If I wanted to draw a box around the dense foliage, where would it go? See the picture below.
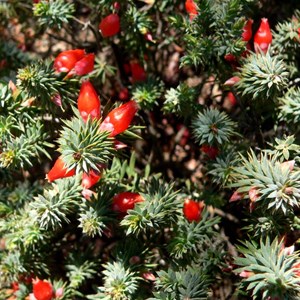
[1,0,300,299]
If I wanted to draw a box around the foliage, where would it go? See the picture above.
[1,0,300,299]
[235,238,300,299]
[192,108,237,145]
[236,51,289,100]
[58,114,115,173]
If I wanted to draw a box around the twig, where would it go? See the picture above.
[71,16,101,51]
[47,32,77,47]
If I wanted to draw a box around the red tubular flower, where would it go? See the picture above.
[99,14,120,37]
[50,93,62,107]
[249,187,260,202]
[227,92,237,106]
[114,140,127,150]
[229,190,244,202]
[118,87,129,101]
[112,192,144,214]
[72,53,95,76]
[46,156,75,182]
[99,100,138,137]
[130,62,147,83]
[185,0,198,20]
[113,2,121,11]
[54,50,94,77]
[224,53,237,63]
[242,19,253,42]
[239,270,254,278]
[33,279,53,300]
[144,32,154,42]
[254,18,272,54]
[11,281,19,292]
[82,170,101,189]
[142,272,156,281]
[77,81,101,122]
[183,199,205,222]
[201,144,219,159]
[224,76,240,86]
[53,49,85,73]
[55,288,64,298]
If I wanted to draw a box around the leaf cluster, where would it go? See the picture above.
[235,238,300,299]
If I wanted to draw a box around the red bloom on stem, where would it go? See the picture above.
[11,281,19,292]
[249,187,260,202]
[82,169,101,189]
[55,288,64,298]
[254,18,272,54]
[224,76,240,86]
[142,272,156,281]
[54,50,94,77]
[242,19,253,42]
[50,93,62,107]
[227,92,237,106]
[144,32,154,42]
[77,81,101,122]
[130,62,147,83]
[99,100,139,137]
[118,87,129,101]
[99,14,120,37]
[46,156,75,182]
[239,270,254,278]
[224,53,237,63]
[72,53,95,76]
[112,192,144,214]
[185,0,198,20]
[229,190,244,202]
[33,279,53,300]
[183,199,205,222]
[201,144,219,159]
[53,49,85,73]
[113,2,120,11]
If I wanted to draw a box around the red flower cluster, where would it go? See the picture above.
[223,18,272,108]
[53,49,94,77]
[224,18,272,65]
[46,57,139,191]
